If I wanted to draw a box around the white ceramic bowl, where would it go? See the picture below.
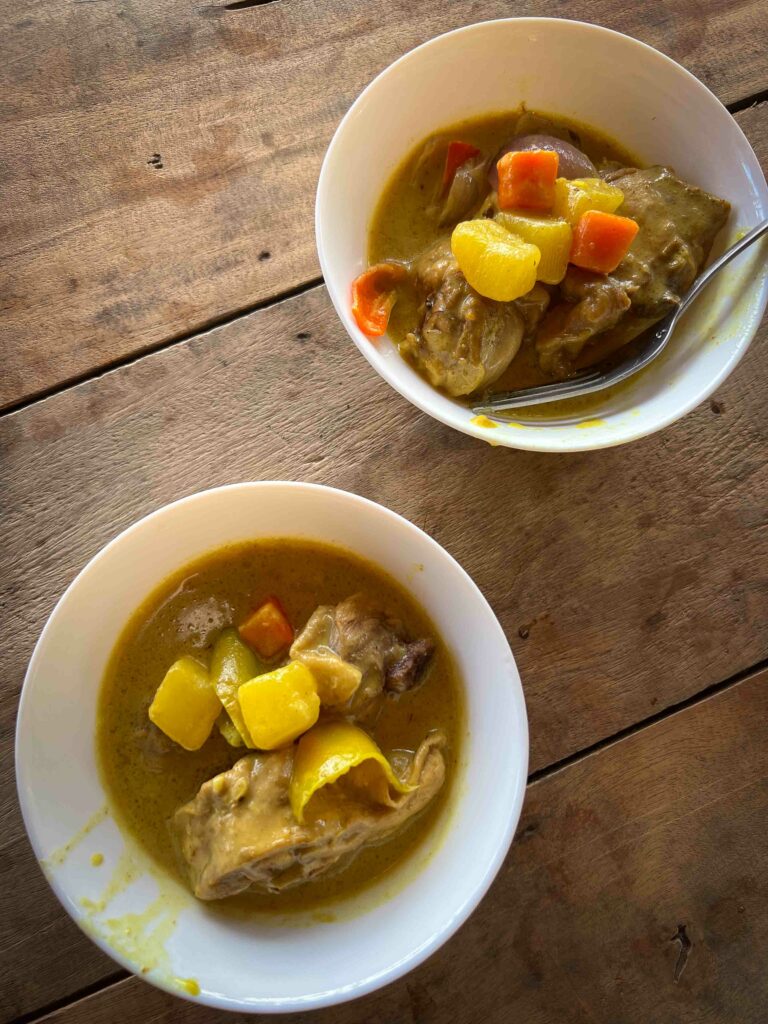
[316,18,768,452]
[16,482,527,1013]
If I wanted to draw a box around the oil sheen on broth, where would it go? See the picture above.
[98,539,462,913]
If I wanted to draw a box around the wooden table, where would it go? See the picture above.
[1,2,766,1022]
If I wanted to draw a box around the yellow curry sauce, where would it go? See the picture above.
[98,539,462,913]
[369,109,641,403]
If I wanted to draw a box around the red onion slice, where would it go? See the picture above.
[488,134,597,188]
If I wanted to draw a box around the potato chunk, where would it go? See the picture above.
[148,656,220,751]
[238,662,320,750]
[553,177,624,226]
[451,220,540,302]
[495,212,572,285]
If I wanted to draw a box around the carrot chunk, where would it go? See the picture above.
[351,263,408,337]
[569,210,640,274]
[239,596,294,659]
[497,150,559,212]
[442,140,481,192]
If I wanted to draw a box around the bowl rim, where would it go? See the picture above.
[15,480,529,1013]
[315,16,768,453]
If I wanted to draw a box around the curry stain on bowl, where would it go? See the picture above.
[44,804,109,868]
[470,415,499,429]
[43,804,199,998]
[699,227,766,353]
[470,413,504,445]
[79,846,143,915]
[81,855,200,1000]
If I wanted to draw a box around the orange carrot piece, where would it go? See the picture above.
[497,150,559,212]
[442,140,481,192]
[569,210,640,274]
[351,263,408,337]
[239,596,294,660]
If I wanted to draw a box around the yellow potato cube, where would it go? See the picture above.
[553,177,624,226]
[238,662,320,750]
[495,212,572,285]
[149,656,220,751]
[451,219,540,302]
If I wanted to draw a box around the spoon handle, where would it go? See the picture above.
[679,219,768,314]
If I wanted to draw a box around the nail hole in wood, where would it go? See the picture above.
[518,821,538,841]
[258,250,271,261]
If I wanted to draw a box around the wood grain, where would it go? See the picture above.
[1,112,767,1010]
[2,0,767,407]
[33,666,768,1024]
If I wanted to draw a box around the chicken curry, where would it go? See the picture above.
[98,539,462,912]
[358,109,730,400]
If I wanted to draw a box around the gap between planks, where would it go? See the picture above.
[527,653,768,785]
[9,974,129,1024]
[0,275,323,420]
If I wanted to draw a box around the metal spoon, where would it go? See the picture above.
[472,219,768,413]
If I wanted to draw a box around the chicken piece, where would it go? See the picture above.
[401,238,525,396]
[173,731,446,899]
[290,594,435,719]
[133,721,177,770]
[606,165,730,315]
[386,639,434,694]
[515,283,551,340]
[535,165,730,377]
[535,269,631,376]
[288,606,363,707]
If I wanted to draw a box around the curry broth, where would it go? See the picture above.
[369,109,642,399]
[98,539,462,913]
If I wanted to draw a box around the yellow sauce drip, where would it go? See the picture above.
[80,848,141,915]
[177,978,201,996]
[45,804,109,868]
[470,415,499,429]
[75,846,190,986]
[102,893,179,977]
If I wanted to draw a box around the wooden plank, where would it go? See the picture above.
[33,667,768,1024]
[1,169,767,1019]
[1,101,765,1022]
[2,0,767,408]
